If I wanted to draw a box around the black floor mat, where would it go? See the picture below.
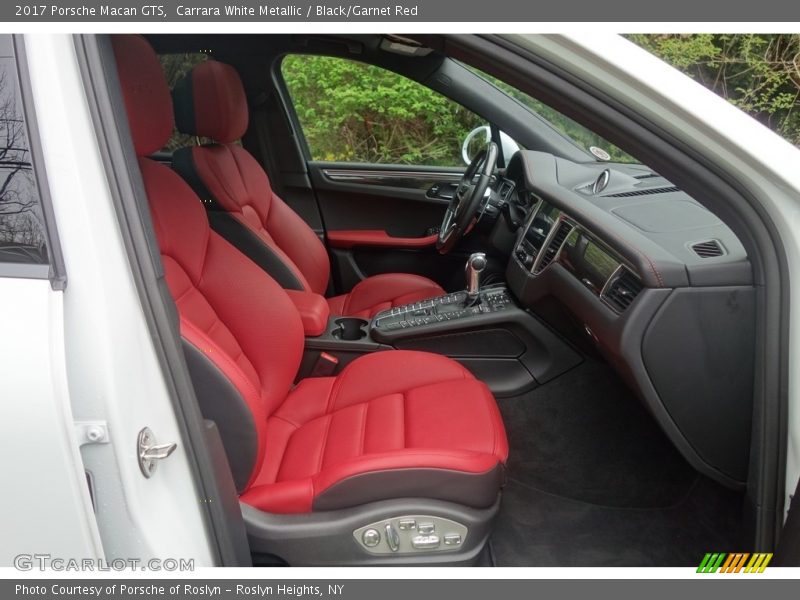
[491,476,743,566]
[491,358,744,566]
[497,360,697,508]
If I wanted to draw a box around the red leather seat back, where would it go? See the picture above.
[113,35,305,491]
[172,60,331,295]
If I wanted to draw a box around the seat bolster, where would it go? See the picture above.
[329,273,445,318]
[240,479,315,514]
[325,294,348,317]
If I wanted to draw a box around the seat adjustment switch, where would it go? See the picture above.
[361,528,381,547]
[385,524,400,552]
[412,535,441,550]
[353,515,467,555]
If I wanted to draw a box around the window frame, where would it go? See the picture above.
[0,35,66,288]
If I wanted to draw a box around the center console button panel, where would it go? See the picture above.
[373,288,513,333]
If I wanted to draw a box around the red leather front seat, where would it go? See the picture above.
[113,35,507,517]
[169,59,445,320]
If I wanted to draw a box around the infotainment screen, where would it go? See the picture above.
[584,241,619,282]
[521,202,560,255]
[560,231,622,295]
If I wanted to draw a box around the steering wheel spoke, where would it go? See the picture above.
[436,142,499,254]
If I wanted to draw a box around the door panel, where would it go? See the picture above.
[277,53,492,294]
[308,161,470,292]
[310,161,461,235]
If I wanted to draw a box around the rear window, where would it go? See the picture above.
[158,52,208,152]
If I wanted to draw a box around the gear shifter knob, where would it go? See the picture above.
[465,252,487,299]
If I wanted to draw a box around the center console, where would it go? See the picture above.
[370,287,513,337]
[298,253,582,397]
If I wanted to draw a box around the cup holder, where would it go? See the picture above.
[332,317,369,341]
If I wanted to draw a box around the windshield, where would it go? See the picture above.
[465,65,640,164]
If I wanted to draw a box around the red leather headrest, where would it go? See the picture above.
[173,61,248,143]
[111,35,173,157]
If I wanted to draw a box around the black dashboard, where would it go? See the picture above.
[496,151,756,489]
[513,197,642,314]
[501,150,751,290]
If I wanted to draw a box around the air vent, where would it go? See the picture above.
[691,239,725,258]
[534,221,573,273]
[634,172,661,179]
[603,268,643,313]
[499,180,515,202]
[605,186,680,198]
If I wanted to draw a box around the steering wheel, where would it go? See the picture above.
[437,142,499,254]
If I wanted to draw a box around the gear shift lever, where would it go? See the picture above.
[465,252,487,302]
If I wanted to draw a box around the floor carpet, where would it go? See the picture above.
[490,359,744,566]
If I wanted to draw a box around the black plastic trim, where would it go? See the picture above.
[171,69,197,136]
[183,340,258,494]
[313,464,505,512]
[208,211,307,291]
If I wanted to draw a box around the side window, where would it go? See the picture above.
[0,35,48,265]
[281,54,484,167]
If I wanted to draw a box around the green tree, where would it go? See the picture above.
[282,55,483,166]
[629,34,800,144]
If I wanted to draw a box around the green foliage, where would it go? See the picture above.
[628,34,800,144]
[161,38,800,168]
[283,54,639,165]
[282,55,483,166]
[466,67,638,163]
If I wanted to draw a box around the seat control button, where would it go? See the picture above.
[362,528,381,547]
[385,524,400,552]
[398,519,416,531]
[354,515,466,554]
[412,535,440,550]
[418,522,435,535]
